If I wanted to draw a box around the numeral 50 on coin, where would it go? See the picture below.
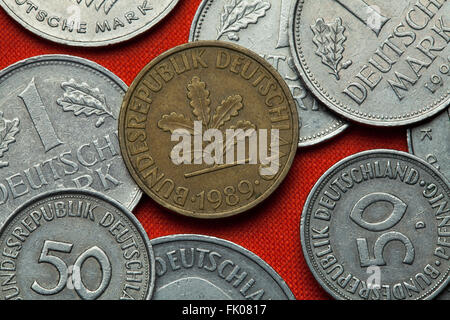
[31,240,111,300]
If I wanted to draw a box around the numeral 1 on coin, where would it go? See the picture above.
[276,0,290,48]
[335,0,389,36]
[19,78,63,152]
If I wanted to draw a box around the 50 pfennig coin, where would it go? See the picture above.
[301,150,450,300]
[290,0,449,126]
[119,41,299,219]
[0,189,155,300]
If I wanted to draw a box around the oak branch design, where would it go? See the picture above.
[158,76,256,166]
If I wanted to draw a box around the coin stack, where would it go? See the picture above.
[0,0,447,301]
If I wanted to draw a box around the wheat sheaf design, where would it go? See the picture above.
[311,17,352,80]
[158,76,256,176]
[73,0,119,15]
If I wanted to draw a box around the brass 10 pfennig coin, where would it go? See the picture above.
[119,41,299,219]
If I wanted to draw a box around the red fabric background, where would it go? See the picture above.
[0,0,408,300]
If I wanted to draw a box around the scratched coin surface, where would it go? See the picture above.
[290,0,450,126]
[151,234,295,300]
[0,0,180,47]
[119,41,299,219]
[189,0,348,147]
[0,55,142,226]
[301,150,450,300]
[0,189,154,300]
[407,107,449,181]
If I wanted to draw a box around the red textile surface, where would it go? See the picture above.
[0,0,408,300]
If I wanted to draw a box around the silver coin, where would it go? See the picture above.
[301,149,450,300]
[0,55,142,226]
[407,107,450,300]
[290,0,450,127]
[190,0,348,147]
[0,189,155,300]
[151,234,295,300]
[0,0,180,47]
[407,107,449,181]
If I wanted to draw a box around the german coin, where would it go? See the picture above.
[0,55,142,226]
[189,0,348,147]
[0,189,155,300]
[119,41,299,219]
[407,107,449,181]
[151,234,295,300]
[408,107,450,301]
[290,0,450,126]
[0,0,180,47]
[301,150,450,300]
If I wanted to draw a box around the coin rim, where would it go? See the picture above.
[188,0,350,148]
[0,188,155,300]
[0,0,180,47]
[0,54,143,211]
[406,128,415,155]
[406,108,450,186]
[289,0,450,127]
[119,41,299,219]
[300,149,450,300]
[151,234,296,300]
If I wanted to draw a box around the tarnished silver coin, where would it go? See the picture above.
[301,150,450,300]
[0,55,142,225]
[407,107,449,181]
[0,189,155,300]
[0,0,180,47]
[151,234,295,300]
[290,0,450,127]
[190,0,348,147]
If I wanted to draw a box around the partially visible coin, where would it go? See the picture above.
[0,55,142,225]
[301,150,450,300]
[290,0,449,126]
[0,0,180,46]
[407,107,449,181]
[0,189,154,300]
[408,107,450,300]
[151,234,295,300]
[119,41,299,219]
[189,0,348,147]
